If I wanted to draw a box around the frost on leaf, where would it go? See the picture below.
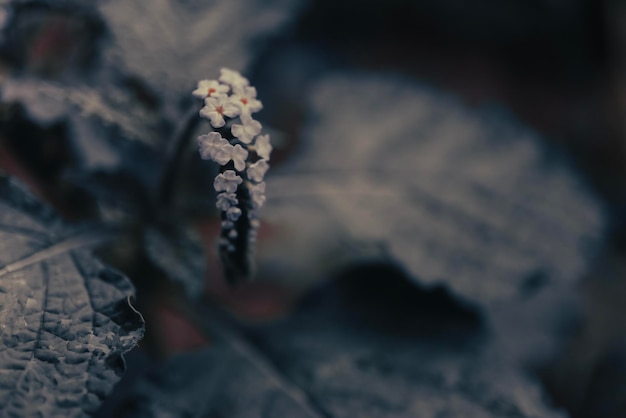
[0,177,144,417]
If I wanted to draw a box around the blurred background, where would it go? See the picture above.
[0,0,625,417]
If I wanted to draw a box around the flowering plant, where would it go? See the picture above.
[194,68,272,283]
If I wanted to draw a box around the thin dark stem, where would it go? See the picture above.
[157,105,202,208]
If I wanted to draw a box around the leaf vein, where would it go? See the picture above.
[0,231,113,278]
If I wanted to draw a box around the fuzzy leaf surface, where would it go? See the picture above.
[0,177,144,417]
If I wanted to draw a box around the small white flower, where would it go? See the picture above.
[226,207,242,221]
[228,229,238,239]
[247,160,269,182]
[254,134,272,161]
[192,79,229,99]
[248,181,266,209]
[216,192,238,211]
[222,221,234,229]
[214,170,243,193]
[219,68,249,90]
[200,95,240,128]
[197,132,230,160]
[231,86,263,114]
[213,143,249,171]
[232,114,262,144]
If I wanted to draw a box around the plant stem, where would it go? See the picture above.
[157,106,201,209]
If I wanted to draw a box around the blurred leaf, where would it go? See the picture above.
[115,269,567,418]
[263,73,606,308]
[118,345,324,418]
[0,176,144,417]
[98,0,305,101]
[582,337,626,418]
[3,1,106,76]
[143,225,206,299]
[1,78,165,168]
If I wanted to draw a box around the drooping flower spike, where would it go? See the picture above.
[195,68,271,283]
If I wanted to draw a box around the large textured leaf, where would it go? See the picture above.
[0,177,144,417]
[262,73,605,307]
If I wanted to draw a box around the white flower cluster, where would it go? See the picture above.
[194,68,272,253]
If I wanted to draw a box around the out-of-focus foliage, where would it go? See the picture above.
[263,73,605,307]
[116,267,568,418]
[98,0,304,101]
